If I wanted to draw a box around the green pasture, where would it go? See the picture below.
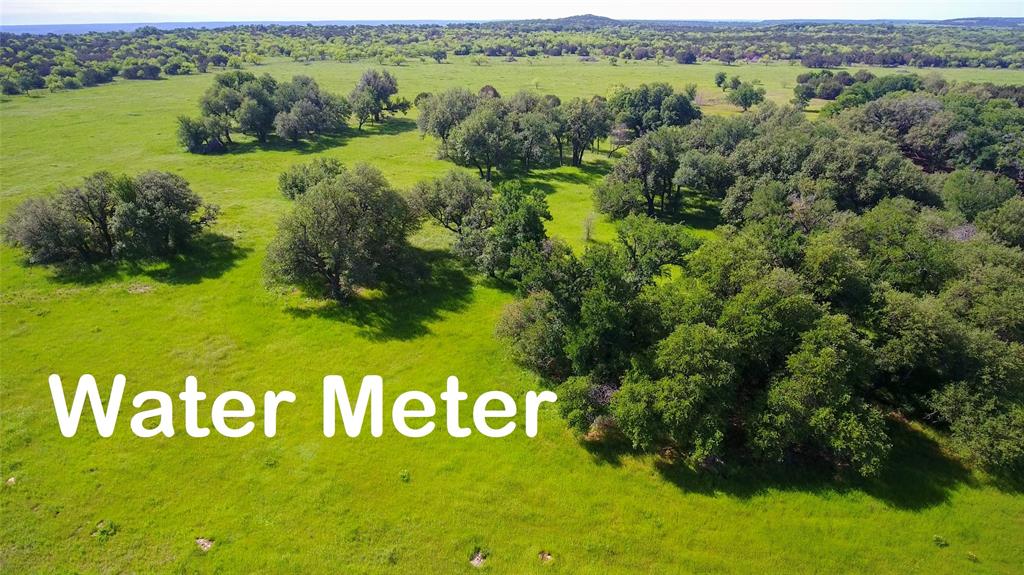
[2,57,1023,573]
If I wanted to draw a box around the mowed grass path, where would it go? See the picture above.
[2,58,1023,574]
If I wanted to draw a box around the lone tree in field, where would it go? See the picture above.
[349,69,410,128]
[264,163,419,300]
[3,171,218,266]
[726,80,767,111]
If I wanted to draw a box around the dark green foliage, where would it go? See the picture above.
[941,169,1018,221]
[608,83,701,139]
[3,171,217,266]
[725,80,766,111]
[416,87,478,149]
[495,290,572,381]
[556,376,607,433]
[836,198,958,294]
[754,314,889,476]
[673,149,733,198]
[448,100,516,180]
[603,126,687,217]
[561,84,1024,475]
[616,214,699,288]
[176,116,226,154]
[613,323,738,456]
[264,164,418,300]
[563,96,613,167]
[799,232,872,313]
[349,68,409,126]
[181,72,348,152]
[844,91,1024,184]
[410,169,493,235]
[278,157,345,199]
[976,196,1024,247]
[594,179,645,219]
[822,74,924,115]
[477,182,551,277]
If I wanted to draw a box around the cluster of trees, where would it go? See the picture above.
[5,19,1022,95]
[176,69,408,153]
[410,170,554,277]
[792,69,875,103]
[417,87,615,178]
[494,95,1024,476]
[607,83,702,143]
[842,90,1024,186]
[3,171,218,266]
[594,97,1020,229]
[266,159,557,299]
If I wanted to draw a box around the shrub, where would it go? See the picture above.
[3,171,217,266]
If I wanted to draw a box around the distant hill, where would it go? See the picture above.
[936,17,1024,28]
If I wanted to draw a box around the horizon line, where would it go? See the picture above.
[3,15,1021,28]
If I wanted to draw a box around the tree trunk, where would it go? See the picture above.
[327,274,344,301]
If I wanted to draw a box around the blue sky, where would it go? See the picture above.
[2,0,1021,25]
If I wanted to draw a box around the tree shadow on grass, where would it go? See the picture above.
[219,119,418,156]
[284,248,474,341]
[48,233,250,286]
[144,233,252,285]
[581,418,980,511]
[657,190,723,232]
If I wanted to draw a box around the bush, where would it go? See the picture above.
[278,157,345,199]
[496,291,571,381]
[3,171,217,266]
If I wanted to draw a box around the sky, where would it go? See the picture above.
[1,0,1022,25]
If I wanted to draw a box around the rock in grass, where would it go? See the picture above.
[469,549,486,567]
[196,538,213,552]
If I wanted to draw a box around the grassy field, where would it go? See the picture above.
[2,57,1024,574]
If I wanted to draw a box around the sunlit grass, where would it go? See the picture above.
[2,57,1023,573]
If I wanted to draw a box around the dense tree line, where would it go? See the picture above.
[417,82,703,179]
[4,19,1022,95]
[490,96,1024,476]
[3,171,218,266]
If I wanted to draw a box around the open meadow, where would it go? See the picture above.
[2,56,1024,573]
